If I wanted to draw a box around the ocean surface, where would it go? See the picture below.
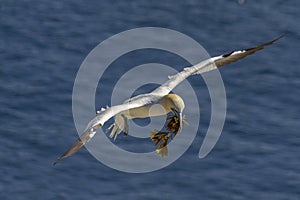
[1,0,300,199]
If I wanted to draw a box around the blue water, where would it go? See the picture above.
[1,0,300,199]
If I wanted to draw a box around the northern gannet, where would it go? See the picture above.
[54,35,284,165]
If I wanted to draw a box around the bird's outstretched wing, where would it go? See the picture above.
[53,94,160,165]
[152,35,284,96]
[54,35,284,165]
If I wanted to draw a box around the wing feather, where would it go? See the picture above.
[152,35,284,96]
[54,93,160,165]
[54,35,284,165]
[214,34,285,67]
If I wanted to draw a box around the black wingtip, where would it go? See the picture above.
[53,158,61,166]
[53,155,65,166]
[52,135,88,166]
[272,34,286,43]
[263,33,286,49]
[215,34,285,68]
[244,34,285,52]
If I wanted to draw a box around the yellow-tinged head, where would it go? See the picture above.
[160,94,185,113]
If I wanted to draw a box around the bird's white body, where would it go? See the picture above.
[123,104,168,119]
[107,93,184,140]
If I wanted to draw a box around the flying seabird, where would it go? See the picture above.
[54,35,284,165]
